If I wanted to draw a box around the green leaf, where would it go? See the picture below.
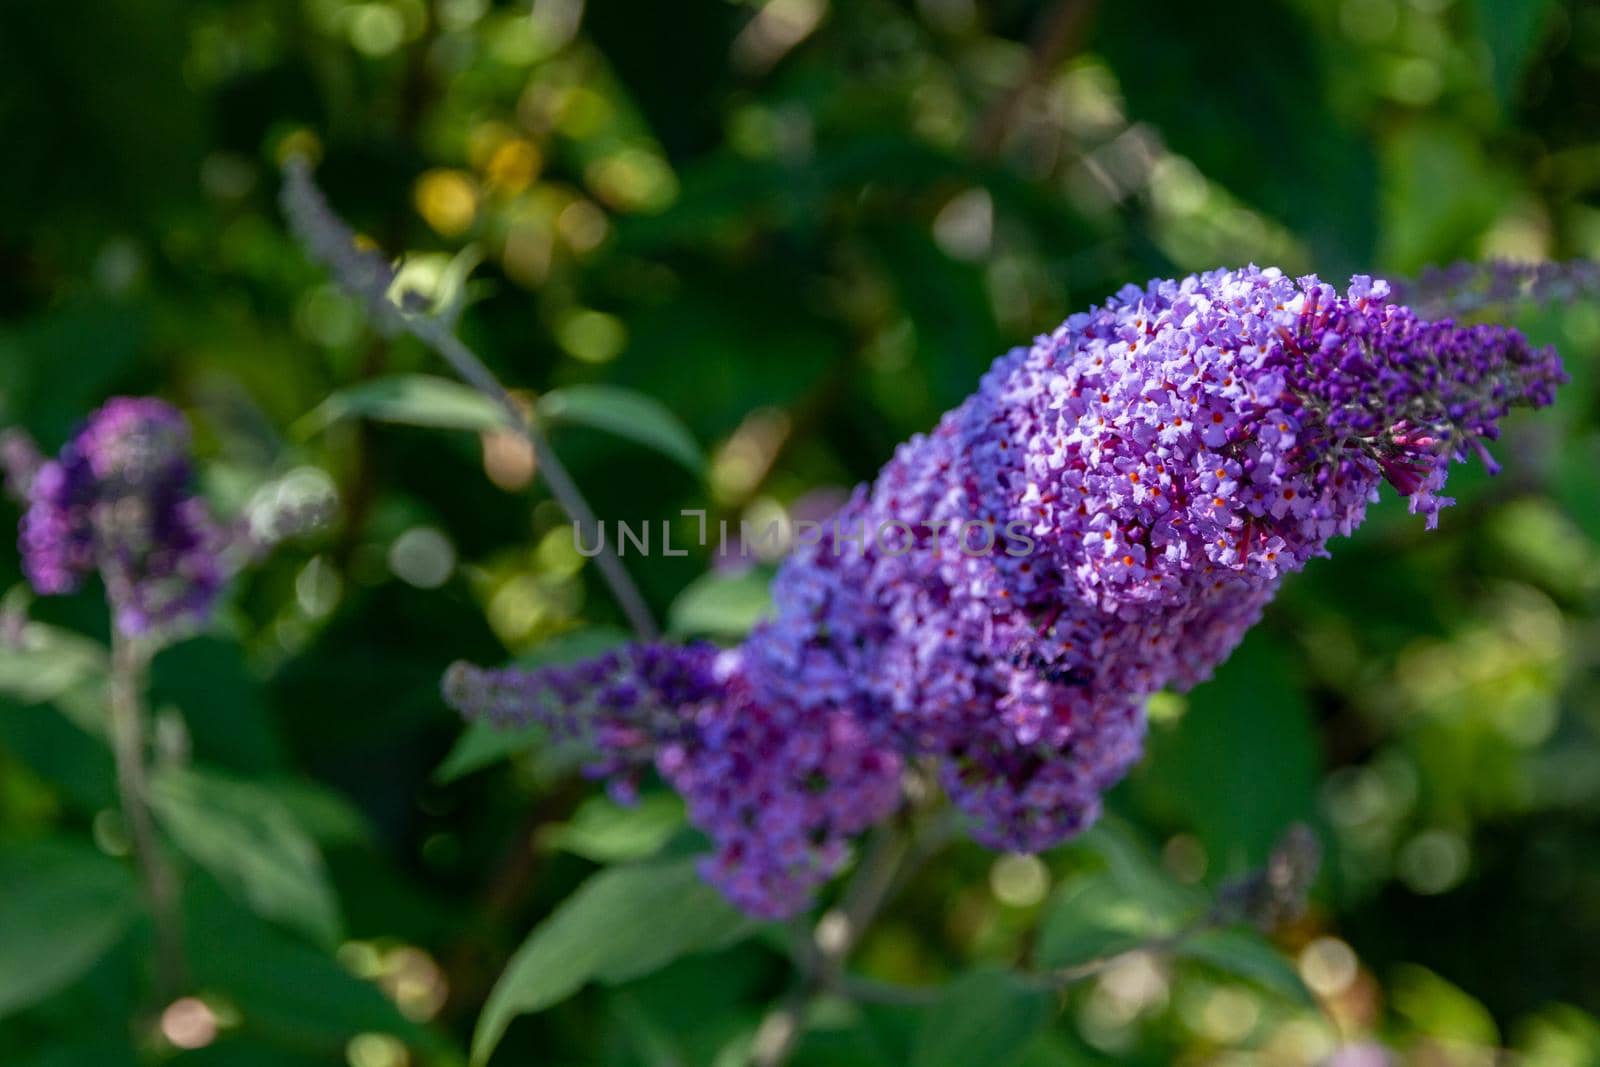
[0,703,116,812]
[1178,929,1314,1007]
[866,223,1000,411]
[543,792,685,863]
[911,968,1050,1067]
[1555,432,1600,545]
[264,779,374,849]
[1095,0,1377,270]
[0,623,105,707]
[1473,0,1555,110]
[0,838,139,1018]
[434,720,545,786]
[1149,636,1320,873]
[1072,818,1201,919]
[1038,820,1207,972]
[1034,873,1168,972]
[149,766,342,948]
[668,569,774,638]
[1392,964,1500,1047]
[788,999,898,1067]
[300,374,504,436]
[472,856,750,1065]
[184,880,429,1052]
[150,637,286,775]
[538,384,706,476]
[434,627,630,783]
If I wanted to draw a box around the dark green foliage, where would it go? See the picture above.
[2,0,1599,1063]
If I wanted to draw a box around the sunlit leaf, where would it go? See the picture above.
[1178,928,1314,1007]
[0,838,138,1018]
[544,792,685,863]
[1034,873,1169,972]
[538,384,706,476]
[472,857,750,1065]
[299,374,504,436]
[1392,964,1500,1048]
[150,766,342,948]
[0,623,105,707]
[668,569,774,639]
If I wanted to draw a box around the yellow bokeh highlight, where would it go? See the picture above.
[486,138,542,194]
[585,149,678,214]
[555,308,626,364]
[413,169,479,237]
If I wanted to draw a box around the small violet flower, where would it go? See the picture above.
[3,397,328,640]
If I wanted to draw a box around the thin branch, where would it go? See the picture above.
[836,823,1322,1008]
[404,316,659,639]
[970,0,1100,159]
[835,907,1219,1008]
[751,824,911,1067]
[280,158,659,640]
[108,632,186,1002]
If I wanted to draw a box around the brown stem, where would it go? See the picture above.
[108,633,186,1002]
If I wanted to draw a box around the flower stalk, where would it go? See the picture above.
[751,822,912,1067]
[107,631,185,1001]
[280,159,659,641]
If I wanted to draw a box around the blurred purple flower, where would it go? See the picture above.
[4,398,225,638]
[1390,257,1600,320]
[447,266,1565,917]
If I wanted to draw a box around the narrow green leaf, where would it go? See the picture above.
[1073,817,1201,918]
[538,384,705,476]
[1034,873,1167,972]
[0,623,106,707]
[0,838,139,1018]
[1039,820,1207,971]
[1473,0,1554,110]
[300,374,504,436]
[668,569,774,639]
[472,857,749,1065]
[434,720,545,785]
[1178,929,1315,1007]
[543,792,685,863]
[911,968,1050,1067]
[150,766,342,948]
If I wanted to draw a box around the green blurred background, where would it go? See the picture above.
[3,0,1600,1064]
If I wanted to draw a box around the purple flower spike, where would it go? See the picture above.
[6,398,227,638]
[446,266,1565,917]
